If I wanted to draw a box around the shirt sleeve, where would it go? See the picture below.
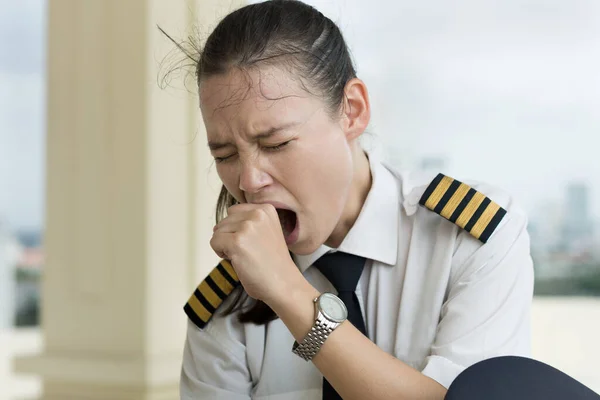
[421,205,534,389]
[180,306,252,399]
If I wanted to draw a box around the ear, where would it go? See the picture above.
[340,78,371,142]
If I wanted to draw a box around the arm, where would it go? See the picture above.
[180,306,252,400]
[421,209,534,387]
[271,282,447,400]
[269,210,533,400]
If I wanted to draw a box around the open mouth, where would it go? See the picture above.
[276,208,299,245]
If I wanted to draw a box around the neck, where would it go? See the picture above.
[325,145,372,248]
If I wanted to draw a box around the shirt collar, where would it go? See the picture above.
[294,153,400,273]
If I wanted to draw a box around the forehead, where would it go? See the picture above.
[199,66,314,131]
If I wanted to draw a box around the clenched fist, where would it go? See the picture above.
[211,203,304,306]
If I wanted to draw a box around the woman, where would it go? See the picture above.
[175,1,534,399]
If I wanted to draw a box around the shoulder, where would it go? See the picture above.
[184,259,247,331]
[393,169,532,283]
[389,166,528,245]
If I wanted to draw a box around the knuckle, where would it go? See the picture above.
[251,208,265,221]
[240,220,253,232]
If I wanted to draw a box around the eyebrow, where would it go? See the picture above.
[208,122,299,151]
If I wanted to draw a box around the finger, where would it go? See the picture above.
[213,211,253,232]
[228,202,276,215]
[210,231,236,260]
[214,204,277,231]
[213,219,249,234]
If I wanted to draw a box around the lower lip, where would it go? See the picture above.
[284,216,300,245]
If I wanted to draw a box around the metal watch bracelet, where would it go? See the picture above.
[291,317,339,361]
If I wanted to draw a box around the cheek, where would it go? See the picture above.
[315,145,354,212]
[311,134,353,186]
[287,135,353,209]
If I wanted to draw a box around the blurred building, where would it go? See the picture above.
[0,220,22,330]
[529,201,563,253]
[14,235,43,328]
[559,182,594,253]
[593,219,600,259]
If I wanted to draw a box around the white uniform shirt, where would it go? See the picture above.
[180,155,534,400]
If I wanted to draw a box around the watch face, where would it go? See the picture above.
[318,293,348,323]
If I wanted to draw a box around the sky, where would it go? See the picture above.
[300,0,600,222]
[1,0,599,231]
[0,0,46,231]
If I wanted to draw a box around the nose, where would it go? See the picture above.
[238,155,273,194]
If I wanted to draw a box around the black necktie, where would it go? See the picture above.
[313,252,367,400]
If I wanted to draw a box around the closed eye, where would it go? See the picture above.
[263,140,291,152]
[214,140,292,163]
[214,153,237,163]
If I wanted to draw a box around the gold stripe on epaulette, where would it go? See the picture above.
[418,173,507,243]
[184,259,240,329]
[220,259,238,280]
[187,293,212,324]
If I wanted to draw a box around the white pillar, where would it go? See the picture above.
[0,329,11,400]
[15,1,244,399]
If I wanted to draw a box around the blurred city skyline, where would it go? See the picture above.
[1,0,600,231]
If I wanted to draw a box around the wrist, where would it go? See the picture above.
[292,292,348,361]
[265,260,317,309]
[266,270,321,342]
[268,274,320,315]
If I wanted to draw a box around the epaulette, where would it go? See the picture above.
[418,173,507,243]
[184,259,240,330]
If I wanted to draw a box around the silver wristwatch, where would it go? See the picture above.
[292,292,348,361]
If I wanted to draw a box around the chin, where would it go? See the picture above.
[288,233,326,255]
[288,242,315,256]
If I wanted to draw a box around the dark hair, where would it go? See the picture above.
[161,0,357,325]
